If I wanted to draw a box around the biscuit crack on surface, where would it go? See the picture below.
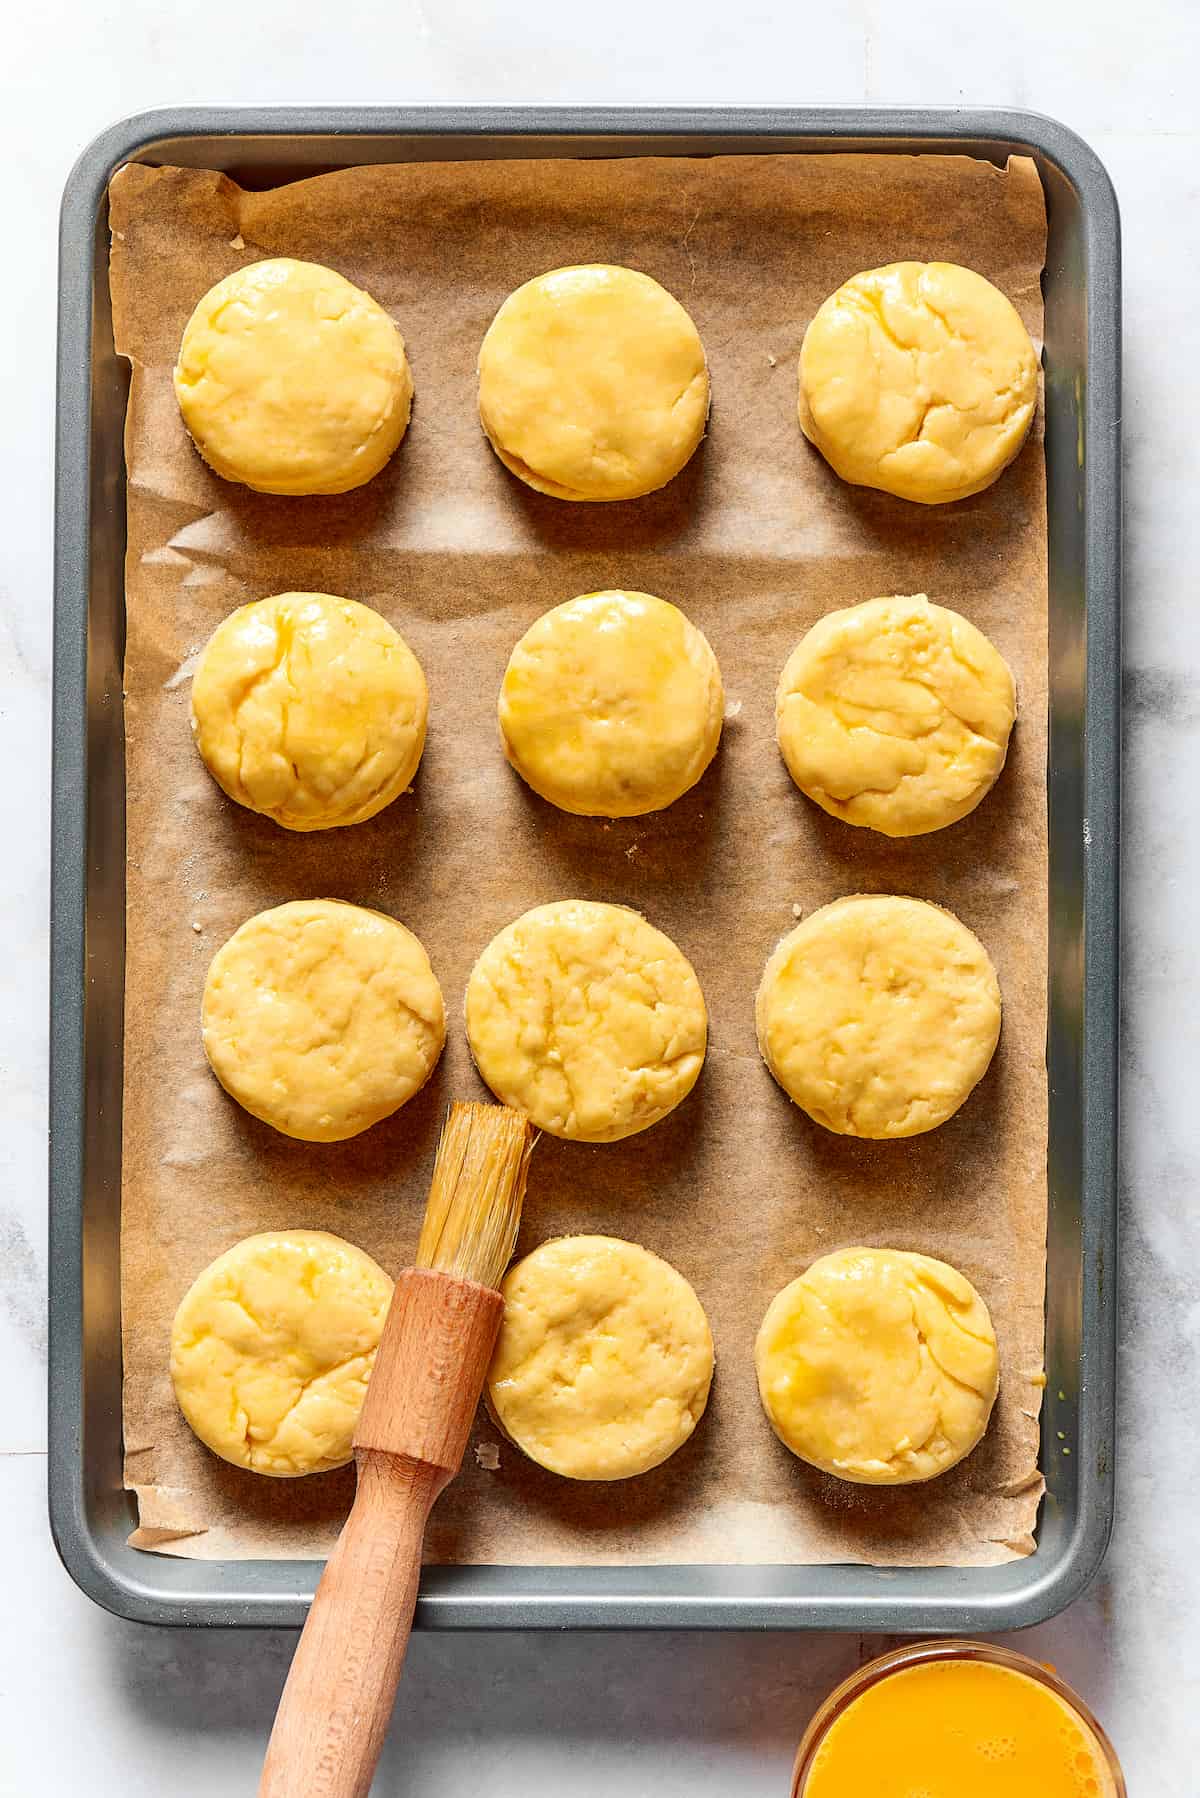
[861,292,920,360]
[895,397,940,451]
[236,1354,367,1470]
[918,292,969,347]
[919,1323,992,1405]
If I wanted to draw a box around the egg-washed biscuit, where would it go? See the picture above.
[477,264,709,501]
[775,594,1016,836]
[174,258,412,495]
[191,592,427,832]
[202,899,445,1142]
[756,895,1001,1139]
[488,1235,714,1480]
[465,900,707,1142]
[755,1246,999,1484]
[798,261,1038,505]
[499,590,723,817]
[170,1230,393,1477]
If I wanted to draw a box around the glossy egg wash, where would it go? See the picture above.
[802,1658,1116,1798]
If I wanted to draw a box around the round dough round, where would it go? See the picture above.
[174,258,412,496]
[488,1235,714,1480]
[499,590,724,817]
[755,1246,999,1484]
[755,895,1001,1139]
[465,900,706,1142]
[170,1230,394,1477]
[775,594,1016,836]
[202,899,445,1142]
[191,592,428,831]
[477,264,709,501]
[798,261,1038,505]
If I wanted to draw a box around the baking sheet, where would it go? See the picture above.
[109,149,1048,1566]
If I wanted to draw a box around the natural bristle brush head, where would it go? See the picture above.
[415,1102,535,1290]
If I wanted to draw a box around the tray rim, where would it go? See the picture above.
[50,103,1121,1631]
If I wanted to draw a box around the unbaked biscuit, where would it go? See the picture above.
[499,589,723,816]
[798,261,1038,504]
[756,895,1001,1138]
[477,264,709,501]
[755,1246,999,1484]
[465,900,706,1142]
[775,594,1016,836]
[191,592,427,831]
[202,899,445,1142]
[174,258,412,495]
[170,1230,393,1477]
[488,1235,714,1480]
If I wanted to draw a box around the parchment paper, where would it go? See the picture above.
[109,150,1048,1565]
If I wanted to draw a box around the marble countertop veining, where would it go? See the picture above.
[3,2,1199,1789]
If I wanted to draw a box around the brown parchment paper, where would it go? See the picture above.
[109,150,1048,1566]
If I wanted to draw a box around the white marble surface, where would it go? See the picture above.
[2,2,1198,1789]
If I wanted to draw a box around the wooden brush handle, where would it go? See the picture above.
[259,1450,440,1798]
[259,1269,502,1798]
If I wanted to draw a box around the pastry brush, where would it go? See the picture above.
[259,1101,535,1798]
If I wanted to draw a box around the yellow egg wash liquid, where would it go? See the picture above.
[803,1659,1117,1798]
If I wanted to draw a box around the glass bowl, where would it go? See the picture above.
[791,1638,1126,1797]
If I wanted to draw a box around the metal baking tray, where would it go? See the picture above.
[50,106,1121,1630]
